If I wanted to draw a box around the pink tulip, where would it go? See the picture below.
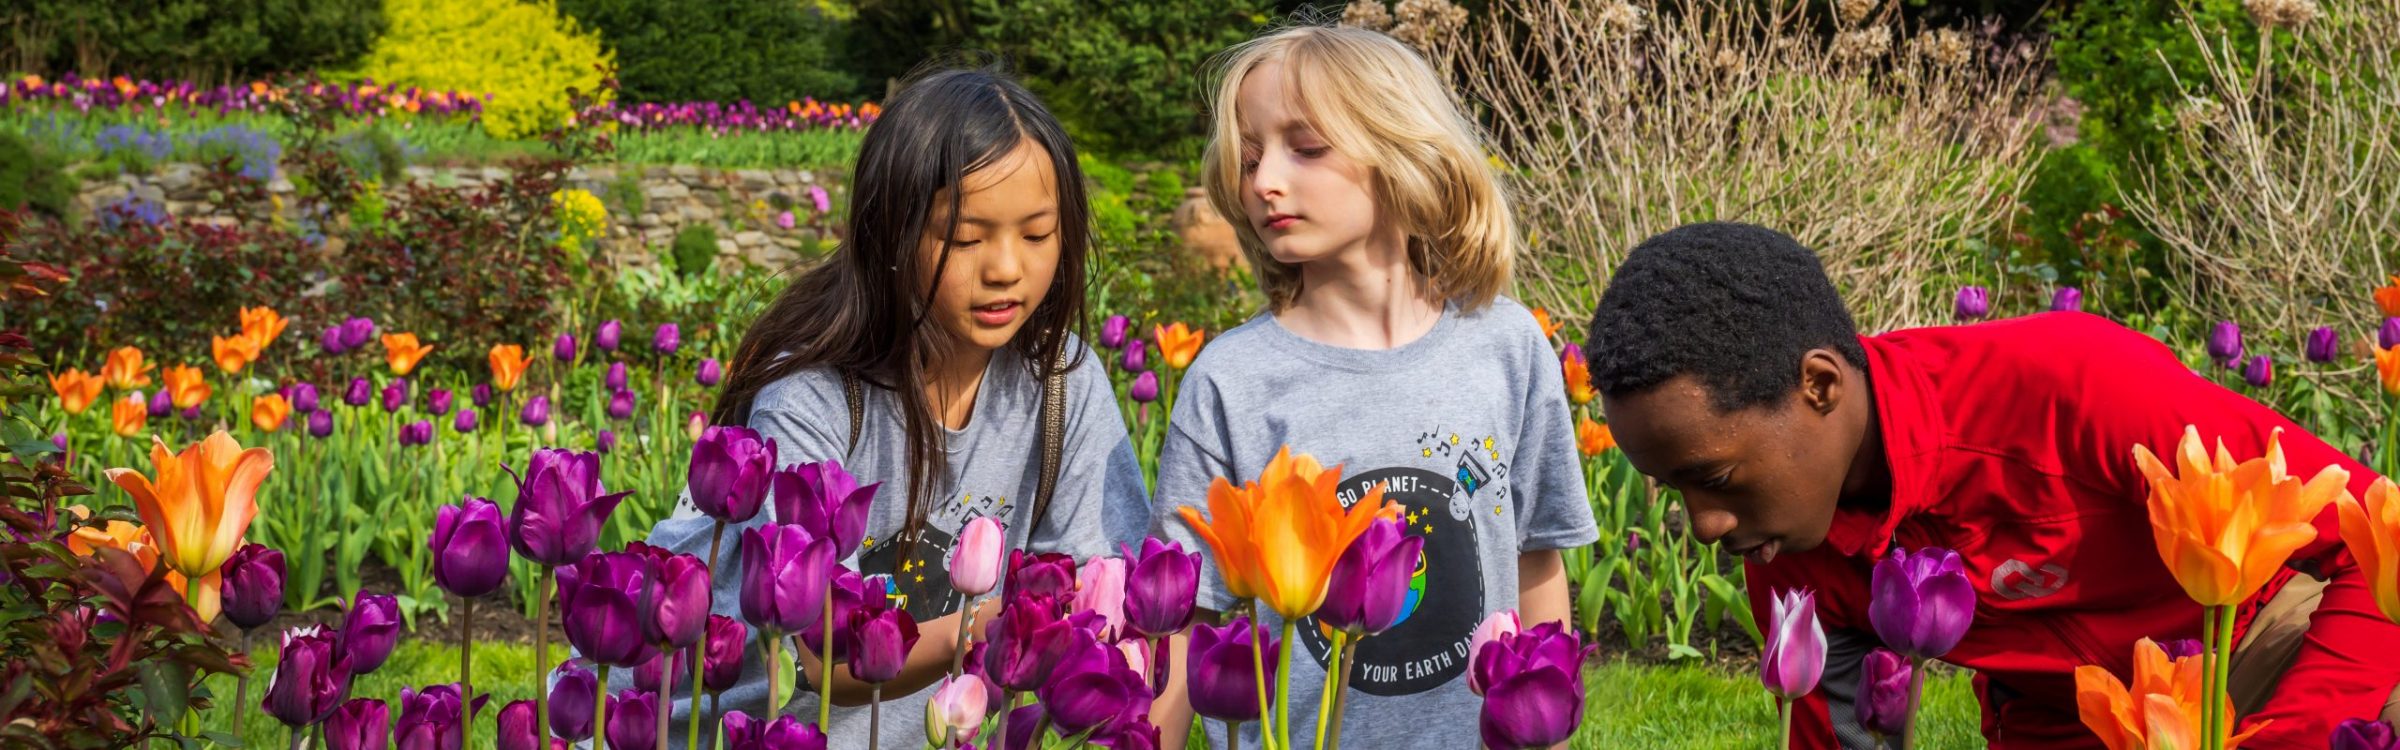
[1467,610,1522,695]
[951,516,1004,597]
[925,675,988,743]
[1761,588,1827,699]
[1075,557,1127,640]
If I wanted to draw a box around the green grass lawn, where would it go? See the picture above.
[201,641,1981,748]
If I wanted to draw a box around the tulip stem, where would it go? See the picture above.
[233,628,252,734]
[1778,697,1794,750]
[997,691,1016,749]
[767,630,784,720]
[2201,605,2220,749]
[1325,638,1358,750]
[1249,614,1274,750]
[820,587,835,732]
[1900,656,1923,749]
[1314,631,1345,750]
[2212,604,2237,750]
[1225,720,1241,750]
[691,522,724,750]
[595,665,613,750]
[868,683,882,750]
[290,725,305,750]
[1275,621,1295,750]
[659,656,673,750]
[535,566,553,745]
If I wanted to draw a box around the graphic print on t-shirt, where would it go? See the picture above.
[855,491,1015,622]
[1296,430,1500,696]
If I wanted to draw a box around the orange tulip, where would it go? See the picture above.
[489,343,531,392]
[2131,426,2350,607]
[1178,446,1401,619]
[1577,417,1615,457]
[239,306,290,351]
[252,394,291,433]
[2075,637,2264,750]
[211,333,259,374]
[163,364,211,410]
[100,346,155,390]
[383,332,434,376]
[64,505,158,569]
[1155,323,1205,370]
[1562,351,1596,406]
[2335,477,2400,625]
[1532,308,1562,340]
[2377,344,2399,397]
[49,368,103,414]
[103,431,272,623]
[112,396,146,437]
[2376,274,2400,318]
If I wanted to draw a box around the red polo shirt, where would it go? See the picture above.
[1747,312,2397,747]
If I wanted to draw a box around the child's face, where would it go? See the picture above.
[1235,62,1387,266]
[917,137,1061,353]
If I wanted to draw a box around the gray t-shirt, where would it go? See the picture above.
[628,337,1150,750]
[1150,297,1599,749]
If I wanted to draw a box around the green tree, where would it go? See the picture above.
[358,0,612,140]
[0,0,382,84]
[559,0,859,103]
[971,0,1273,158]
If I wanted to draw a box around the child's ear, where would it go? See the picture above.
[1799,349,1845,415]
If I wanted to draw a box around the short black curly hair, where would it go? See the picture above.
[1583,222,1868,412]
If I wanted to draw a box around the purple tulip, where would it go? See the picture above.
[697,357,722,387]
[1319,516,1423,636]
[1130,371,1159,403]
[1121,341,1147,373]
[340,317,377,351]
[181,405,204,422]
[2307,327,2342,363]
[400,420,434,446]
[548,664,598,741]
[505,449,631,566]
[148,387,173,418]
[1953,286,1990,321]
[324,697,391,750]
[2160,638,2204,660]
[2332,718,2400,750]
[521,395,551,427]
[1469,620,1589,703]
[798,568,880,659]
[738,523,833,633]
[1007,550,1078,599]
[604,690,657,750]
[1187,616,1275,722]
[291,382,321,414]
[1762,588,1827,699]
[983,593,1078,692]
[346,377,373,407]
[721,710,830,750]
[263,625,351,726]
[770,460,878,559]
[322,325,350,355]
[1121,538,1200,639]
[394,683,478,750]
[453,408,478,434]
[2050,286,2083,312]
[703,614,747,693]
[472,383,493,408]
[846,602,919,684]
[596,430,617,454]
[1868,547,1974,661]
[554,333,577,363]
[633,648,690,694]
[2243,355,2274,388]
[1100,315,1132,349]
[605,388,635,421]
[2381,318,2400,350]
[690,425,777,523]
[653,323,680,355]
[381,380,407,413]
[1478,658,1584,750]
[1853,649,1914,740]
[427,388,454,417]
[222,543,285,630]
[338,594,402,675]
[556,550,658,668]
[627,542,712,648]
[2208,321,2245,365]
[432,497,509,598]
[1037,635,1149,738]
[309,410,335,438]
[597,320,623,351]
[606,362,629,391]
[496,700,542,750]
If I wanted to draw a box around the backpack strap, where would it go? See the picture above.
[843,372,865,457]
[1029,349,1071,528]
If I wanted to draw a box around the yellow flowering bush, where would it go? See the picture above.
[359,0,612,140]
[552,188,607,260]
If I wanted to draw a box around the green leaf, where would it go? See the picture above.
[1666,644,1705,661]
[137,659,192,722]
[201,731,245,747]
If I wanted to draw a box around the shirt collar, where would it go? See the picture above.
[1822,333,1947,559]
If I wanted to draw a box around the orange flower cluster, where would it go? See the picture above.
[1179,446,1400,619]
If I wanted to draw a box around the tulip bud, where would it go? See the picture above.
[2208,321,2245,364]
[653,323,680,355]
[222,543,285,630]
[739,523,833,633]
[180,405,203,422]
[2381,317,2400,350]
[1856,649,1913,739]
[148,388,173,418]
[2331,718,2400,750]
[339,594,402,675]
[496,700,541,750]
[606,362,629,391]
[1036,637,1149,738]
[506,448,631,566]
[1006,550,1077,599]
[556,550,660,668]
[1867,546,1975,660]
[2243,355,2273,388]
[471,383,493,408]
[1761,588,1826,699]
[322,325,350,355]
[1953,286,1990,321]
[381,380,407,413]
[703,614,747,693]
[1467,610,1522,694]
[453,408,478,434]
[341,317,377,351]
[690,425,776,523]
[597,430,618,454]
[324,698,390,750]
[1121,341,1148,373]
[520,395,550,427]
[687,411,708,441]
[597,320,623,351]
[1121,538,1199,639]
[1074,557,1128,640]
[771,460,878,560]
[925,676,989,745]
[346,377,373,407]
[554,332,577,363]
[1470,622,1590,750]
[697,357,723,387]
[1319,516,1423,636]
[607,389,636,420]
[633,648,690,694]
[265,626,351,726]
[394,683,475,750]
[309,409,335,438]
[426,388,453,416]
[845,605,919,684]
[1130,371,1159,403]
[291,382,321,413]
[631,543,712,648]
[2050,286,2083,312]
[399,420,433,446]
[432,497,509,598]
[950,517,1005,597]
[605,690,658,750]
[1187,616,1275,723]
[1100,315,1132,350]
[722,710,830,750]
[548,664,598,741]
[2306,327,2341,363]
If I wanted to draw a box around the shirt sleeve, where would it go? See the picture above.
[1511,320,1600,551]
[2063,317,2398,743]
[1028,356,1150,560]
[1151,373,1242,613]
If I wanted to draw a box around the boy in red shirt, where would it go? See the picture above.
[1581,222,2399,747]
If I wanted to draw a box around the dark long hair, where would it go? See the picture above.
[713,65,1093,551]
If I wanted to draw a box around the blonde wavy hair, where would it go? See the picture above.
[1201,24,1517,311]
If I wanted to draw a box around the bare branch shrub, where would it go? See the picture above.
[1421,0,2050,332]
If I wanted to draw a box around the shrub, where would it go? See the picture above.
[557,0,858,104]
[973,0,1273,157]
[359,0,613,140]
[670,224,719,277]
[0,130,77,219]
[0,0,383,84]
